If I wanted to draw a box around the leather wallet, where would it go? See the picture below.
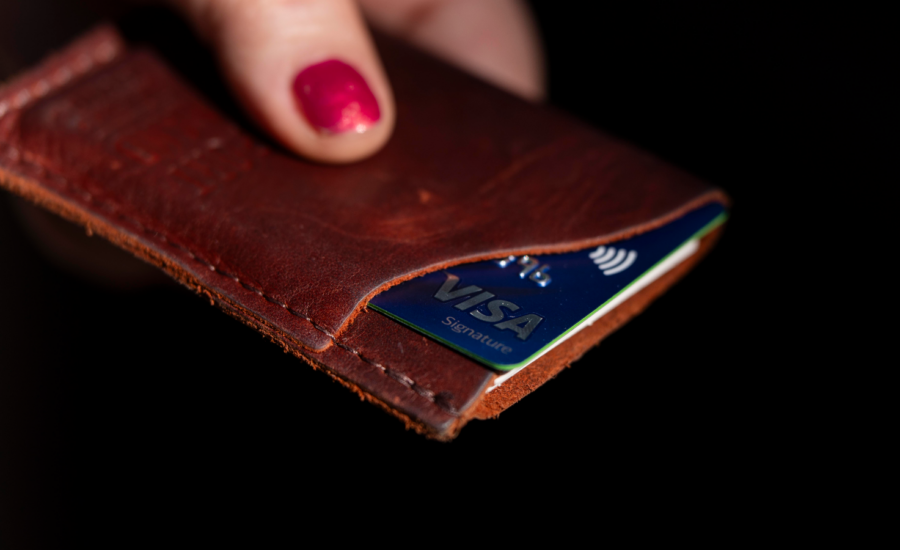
[0,23,728,439]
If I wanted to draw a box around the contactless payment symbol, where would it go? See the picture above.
[589,245,637,275]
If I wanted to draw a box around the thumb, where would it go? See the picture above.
[173,0,395,163]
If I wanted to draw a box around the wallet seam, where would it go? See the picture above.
[0,143,460,417]
[0,41,460,419]
[0,40,341,343]
[330,335,460,416]
[0,143,460,418]
[0,38,119,118]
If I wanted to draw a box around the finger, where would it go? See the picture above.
[359,0,545,101]
[172,0,395,163]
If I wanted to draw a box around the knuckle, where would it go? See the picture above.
[191,0,331,43]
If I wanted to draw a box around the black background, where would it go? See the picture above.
[0,1,885,546]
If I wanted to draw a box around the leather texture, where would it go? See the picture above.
[0,25,727,439]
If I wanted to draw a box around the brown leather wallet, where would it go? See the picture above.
[0,24,728,439]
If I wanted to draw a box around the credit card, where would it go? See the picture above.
[369,202,726,372]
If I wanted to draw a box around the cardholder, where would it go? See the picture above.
[0,23,728,439]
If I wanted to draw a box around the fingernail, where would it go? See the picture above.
[292,59,381,134]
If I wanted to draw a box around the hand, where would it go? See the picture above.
[16,0,545,286]
[167,0,544,162]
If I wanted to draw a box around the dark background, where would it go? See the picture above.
[0,1,884,546]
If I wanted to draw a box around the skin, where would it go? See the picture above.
[18,0,545,283]
[170,0,544,162]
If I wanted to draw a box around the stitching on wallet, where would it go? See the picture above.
[0,40,118,117]
[2,145,459,418]
[0,44,459,418]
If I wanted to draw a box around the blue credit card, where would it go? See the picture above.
[369,202,726,371]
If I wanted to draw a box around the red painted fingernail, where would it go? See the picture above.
[292,59,381,134]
